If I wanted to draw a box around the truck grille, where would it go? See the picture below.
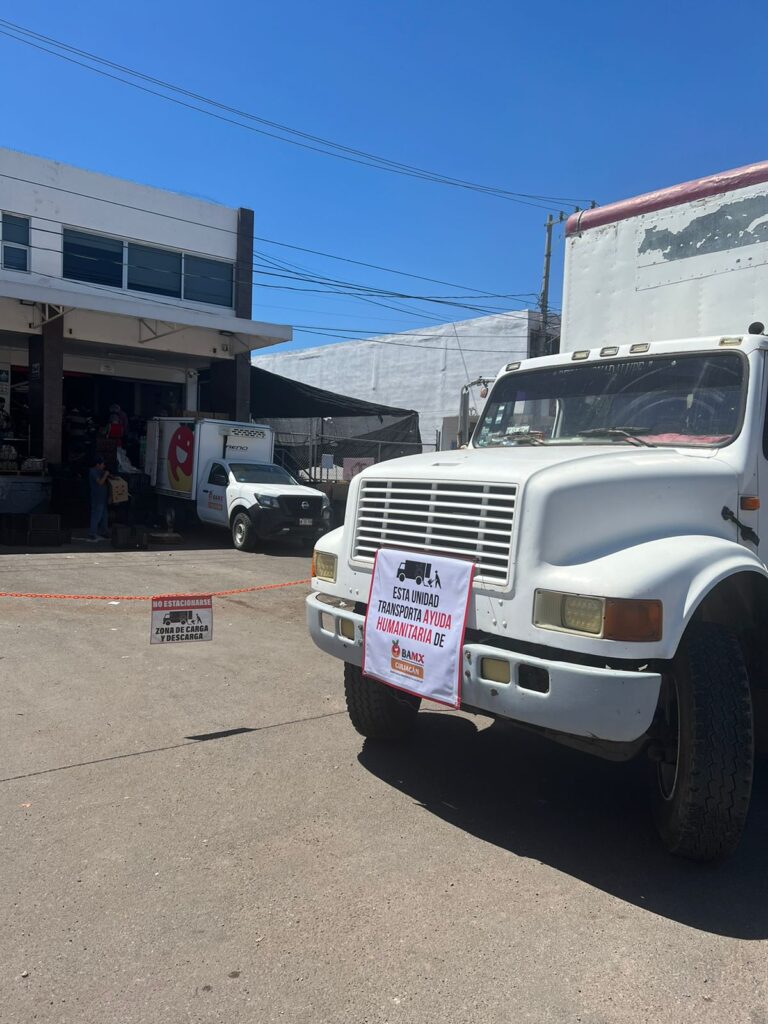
[279,495,324,517]
[353,480,518,587]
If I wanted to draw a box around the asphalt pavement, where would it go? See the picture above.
[2,537,767,1023]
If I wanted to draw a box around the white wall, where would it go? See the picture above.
[253,312,534,443]
[0,146,238,317]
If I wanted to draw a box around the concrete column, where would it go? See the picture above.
[207,356,251,422]
[232,209,254,422]
[28,311,64,464]
[234,352,251,422]
[234,208,254,320]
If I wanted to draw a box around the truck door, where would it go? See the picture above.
[197,462,230,526]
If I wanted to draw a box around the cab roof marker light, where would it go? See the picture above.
[572,350,590,361]
[600,346,619,357]
[630,343,650,353]
[505,361,521,372]
[719,336,743,346]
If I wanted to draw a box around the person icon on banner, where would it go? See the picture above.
[433,570,442,590]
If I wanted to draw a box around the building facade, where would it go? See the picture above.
[252,311,539,446]
[0,147,291,468]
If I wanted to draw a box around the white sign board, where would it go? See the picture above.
[342,457,374,481]
[363,548,474,708]
[151,595,213,644]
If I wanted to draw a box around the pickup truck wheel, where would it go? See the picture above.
[344,663,420,740]
[231,512,256,552]
[652,623,754,861]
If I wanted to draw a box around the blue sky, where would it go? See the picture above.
[1,0,766,352]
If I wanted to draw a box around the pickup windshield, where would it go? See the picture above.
[474,352,746,449]
[229,463,298,485]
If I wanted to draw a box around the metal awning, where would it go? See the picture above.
[0,275,292,348]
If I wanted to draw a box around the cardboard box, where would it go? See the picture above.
[108,477,130,505]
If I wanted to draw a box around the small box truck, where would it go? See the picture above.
[145,417,330,550]
[307,159,768,860]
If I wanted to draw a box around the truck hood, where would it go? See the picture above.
[236,481,326,500]
[360,443,721,484]
[357,444,741,572]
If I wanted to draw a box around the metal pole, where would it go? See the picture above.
[539,214,554,358]
[539,211,568,356]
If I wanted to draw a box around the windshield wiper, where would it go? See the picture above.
[577,428,655,448]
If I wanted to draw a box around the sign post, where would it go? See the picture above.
[363,549,474,708]
[150,595,213,644]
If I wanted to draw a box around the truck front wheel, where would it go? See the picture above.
[344,663,420,740]
[652,622,754,861]
[231,511,256,552]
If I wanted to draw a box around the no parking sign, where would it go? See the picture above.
[150,595,213,644]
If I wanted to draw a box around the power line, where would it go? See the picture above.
[17,236,536,320]
[2,246,542,342]
[4,171,547,310]
[252,234,539,300]
[0,18,594,209]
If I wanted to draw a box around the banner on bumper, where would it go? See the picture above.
[363,548,474,708]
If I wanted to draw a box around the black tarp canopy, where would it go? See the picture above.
[250,366,415,419]
[250,366,422,473]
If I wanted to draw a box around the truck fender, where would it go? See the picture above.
[228,502,254,525]
[536,535,767,661]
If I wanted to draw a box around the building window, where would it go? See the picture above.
[1,212,30,272]
[63,228,123,287]
[127,242,182,298]
[60,225,234,308]
[184,255,234,307]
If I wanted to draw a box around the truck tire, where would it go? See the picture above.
[344,662,420,740]
[231,511,256,552]
[652,622,754,861]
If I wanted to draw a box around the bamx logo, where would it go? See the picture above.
[400,649,424,664]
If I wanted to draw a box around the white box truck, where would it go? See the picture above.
[307,159,768,860]
[145,417,330,550]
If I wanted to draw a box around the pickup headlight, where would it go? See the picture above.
[534,590,662,642]
[256,494,280,508]
[312,550,337,582]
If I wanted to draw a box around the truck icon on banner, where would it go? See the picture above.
[397,560,432,586]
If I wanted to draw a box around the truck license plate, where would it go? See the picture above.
[299,517,313,526]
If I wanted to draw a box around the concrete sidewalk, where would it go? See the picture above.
[2,544,767,1024]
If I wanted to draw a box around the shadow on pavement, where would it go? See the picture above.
[0,524,313,558]
[357,712,768,939]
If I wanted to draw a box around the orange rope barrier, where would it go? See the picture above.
[0,579,311,601]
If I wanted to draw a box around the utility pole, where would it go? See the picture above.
[538,211,566,357]
[538,201,597,356]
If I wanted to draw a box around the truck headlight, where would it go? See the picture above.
[534,590,662,641]
[256,494,280,508]
[312,550,337,582]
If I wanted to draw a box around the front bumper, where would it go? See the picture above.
[250,507,328,539]
[306,592,662,743]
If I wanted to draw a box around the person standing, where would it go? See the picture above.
[0,396,11,437]
[88,456,110,542]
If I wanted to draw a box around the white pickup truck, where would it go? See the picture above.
[145,417,330,549]
[307,160,768,861]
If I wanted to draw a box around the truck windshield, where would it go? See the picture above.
[229,463,298,485]
[474,352,746,449]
